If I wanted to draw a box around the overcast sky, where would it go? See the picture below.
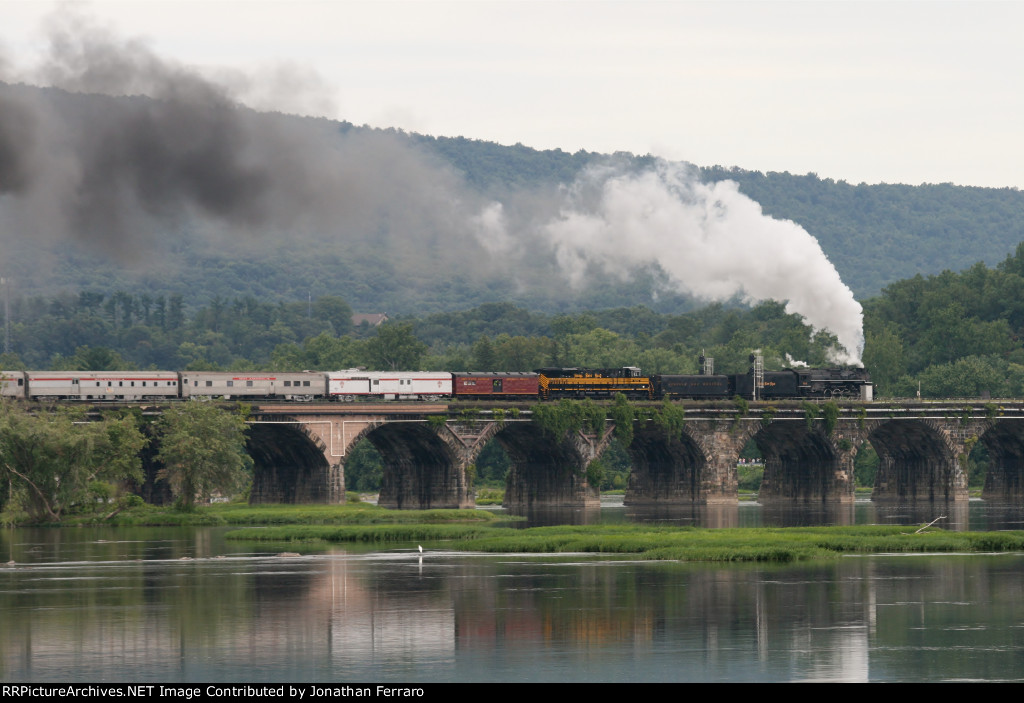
[3,0,1022,189]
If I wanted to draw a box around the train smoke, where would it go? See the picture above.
[489,162,865,365]
[1,8,864,366]
[0,10,470,260]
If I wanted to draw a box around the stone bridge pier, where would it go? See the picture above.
[497,422,609,510]
[740,413,982,504]
[371,417,610,510]
[412,416,610,510]
[865,417,979,502]
[620,409,999,505]
[754,420,857,504]
[624,420,746,505]
[249,409,478,508]
[622,414,859,505]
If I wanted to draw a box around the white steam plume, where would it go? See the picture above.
[538,162,864,365]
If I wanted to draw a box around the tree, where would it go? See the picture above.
[155,403,253,510]
[167,295,185,331]
[312,296,354,337]
[367,322,427,370]
[898,355,1010,399]
[492,334,553,371]
[269,333,367,371]
[863,324,905,395]
[0,352,26,370]
[471,335,497,370]
[562,328,639,368]
[63,345,133,371]
[344,439,383,491]
[0,403,148,522]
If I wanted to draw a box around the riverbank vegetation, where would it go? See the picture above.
[224,522,1024,563]
[25,500,502,528]
[0,401,254,524]
[155,402,252,511]
[0,403,148,523]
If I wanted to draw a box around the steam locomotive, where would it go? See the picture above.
[1,365,872,402]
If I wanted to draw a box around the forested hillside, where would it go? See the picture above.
[2,86,1023,313]
[699,167,1024,297]
[863,242,1024,398]
[409,133,1024,299]
[409,129,1024,300]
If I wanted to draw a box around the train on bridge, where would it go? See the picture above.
[0,365,872,402]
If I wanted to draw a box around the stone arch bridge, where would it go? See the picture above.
[239,401,1024,509]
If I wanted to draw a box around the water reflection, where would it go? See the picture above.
[5,499,1024,682]
[866,501,972,531]
[502,504,603,526]
[623,503,739,527]
[4,525,1024,682]
[593,496,1022,532]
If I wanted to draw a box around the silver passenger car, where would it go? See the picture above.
[25,371,181,401]
[180,372,328,401]
[1,371,27,399]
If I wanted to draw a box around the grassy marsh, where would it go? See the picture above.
[224,522,1024,563]
[29,501,1024,565]
[53,501,501,528]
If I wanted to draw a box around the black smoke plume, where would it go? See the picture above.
[0,10,475,261]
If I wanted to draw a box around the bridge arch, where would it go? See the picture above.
[495,423,601,510]
[979,419,1024,501]
[754,421,851,503]
[247,421,334,503]
[366,422,472,509]
[869,419,967,502]
[624,424,712,505]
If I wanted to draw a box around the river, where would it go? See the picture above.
[3,500,1024,682]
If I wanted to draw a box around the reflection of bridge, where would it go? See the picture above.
[235,401,1024,509]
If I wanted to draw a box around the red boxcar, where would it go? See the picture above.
[452,372,539,399]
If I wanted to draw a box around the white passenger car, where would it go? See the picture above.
[328,370,452,401]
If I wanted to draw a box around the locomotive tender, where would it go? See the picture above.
[1,365,872,402]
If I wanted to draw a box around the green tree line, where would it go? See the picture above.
[0,401,251,522]
[9,244,1024,398]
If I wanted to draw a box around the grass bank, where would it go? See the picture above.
[44,502,502,528]
[224,522,1024,563]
